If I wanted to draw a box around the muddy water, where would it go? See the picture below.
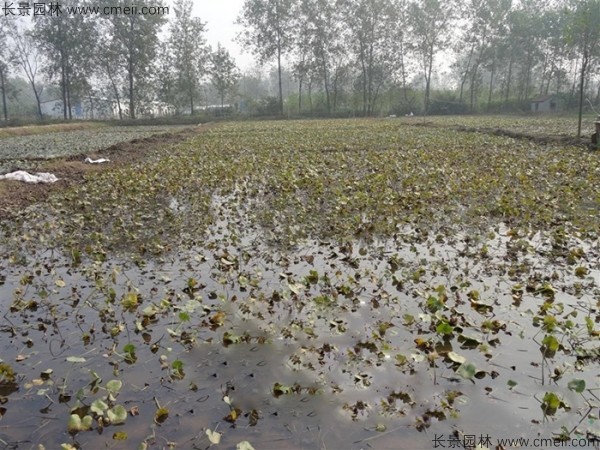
[0,208,598,449]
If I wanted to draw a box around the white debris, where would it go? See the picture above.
[84,157,110,164]
[0,170,59,184]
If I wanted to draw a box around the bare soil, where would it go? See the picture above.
[0,124,213,220]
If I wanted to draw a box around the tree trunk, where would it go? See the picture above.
[190,86,194,115]
[570,57,579,100]
[400,40,408,102]
[106,62,123,120]
[298,77,302,113]
[277,42,283,116]
[128,53,135,119]
[32,82,43,119]
[61,59,68,120]
[425,50,434,115]
[577,52,588,138]
[66,68,72,120]
[0,66,7,121]
[361,53,367,116]
[459,43,475,103]
[487,57,495,110]
[469,65,478,113]
[322,56,331,114]
[88,91,94,119]
[504,55,513,104]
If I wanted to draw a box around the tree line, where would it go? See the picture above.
[0,0,239,121]
[0,0,599,132]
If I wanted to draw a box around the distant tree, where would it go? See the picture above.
[95,31,126,120]
[565,0,600,137]
[237,0,297,115]
[9,26,44,119]
[408,0,455,114]
[297,0,346,114]
[168,0,209,114]
[454,0,511,112]
[102,0,166,119]
[0,17,13,120]
[210,44,240,108]
[33,0,97,119]
[341,0,403,115]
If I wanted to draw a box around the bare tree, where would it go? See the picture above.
[237,0,296,115]
[10,25,44,119]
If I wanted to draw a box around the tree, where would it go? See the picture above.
[96,31,126,120]
[297,0,347,114]
[237,0,296,115]
[168,0,208,114]
[10,25,44,119]
[565,0,600,137]
[210,44,240,108]
[102,0,166,119]
[33,0,98,119]
[409,0,455,114]
[0,17,13,121]
[454,0,511,112]
[341,0,404,115]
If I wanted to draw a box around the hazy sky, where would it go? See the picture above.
[189,0,257,70]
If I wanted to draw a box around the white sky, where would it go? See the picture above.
[189,0,257,70]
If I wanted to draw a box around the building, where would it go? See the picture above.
[530,95,557,113]
[41,97,117,120]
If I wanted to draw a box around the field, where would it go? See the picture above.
[0,118,599,449]
[0,124,190,173]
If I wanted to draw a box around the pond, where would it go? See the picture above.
[0,119,598,449]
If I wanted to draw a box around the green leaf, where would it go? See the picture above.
[91,398,109,415]
[457,362,477,380]
[542,334,559,353]
[567,379,585,393]
[542,392,561,411]
[507,379,518,389]
[121,292,139,311]
[436,321,454,335]
[107,405,127,425]
[106,379,123,395]
[113,431,128,440]
[67,414,93,433]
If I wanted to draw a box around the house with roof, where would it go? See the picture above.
[530,95,557,113]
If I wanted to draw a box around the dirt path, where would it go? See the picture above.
[0,124,213,220]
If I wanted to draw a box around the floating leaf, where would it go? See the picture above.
[542,392,561,415]
[121,292,139,312]
[106,380,123,395]
[107,405,127,425]
[67,414,93,433]
[113,431,128,440]
[447,352,466,365]
[66,356,86,363]
[236,442,256,450]
[154,407,169,424]
[206,429,221,445]
[90,399,109,415]
[457,362,477,380]
[567,379,585,393]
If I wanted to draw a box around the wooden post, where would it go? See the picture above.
[595,115,600,149]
